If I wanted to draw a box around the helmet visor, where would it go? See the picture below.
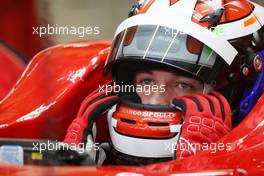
[106,25,224,83]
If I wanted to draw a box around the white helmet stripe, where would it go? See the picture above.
[152,0,197,19]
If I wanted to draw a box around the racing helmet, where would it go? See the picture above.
[104,0,264,165]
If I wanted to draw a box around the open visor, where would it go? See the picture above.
[106,25,226,83]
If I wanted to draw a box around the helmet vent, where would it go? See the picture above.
[120,118,136,124]
[148,122,169,126]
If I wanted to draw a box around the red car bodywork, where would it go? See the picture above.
[0,40,111,140]
[0,0,46,60]
[0,43,25,100]
[0,40,263,175]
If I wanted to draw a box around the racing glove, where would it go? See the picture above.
[63,81,119,164]
[172,91,232,159]
[64,81,119,145]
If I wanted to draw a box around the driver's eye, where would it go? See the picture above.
[138,79,154,86]
[174,82,193,91]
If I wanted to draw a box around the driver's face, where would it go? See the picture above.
[134,70,204,106]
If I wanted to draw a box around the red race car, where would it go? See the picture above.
[0,0,263,175]
[0,39,262,175]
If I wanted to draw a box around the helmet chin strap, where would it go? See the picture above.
[203,83,212,94]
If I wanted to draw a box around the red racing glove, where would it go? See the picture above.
[172,91,232,159]
[64,81,119,145]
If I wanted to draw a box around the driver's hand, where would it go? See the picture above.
[63,81,119,164]
[172,91,232,159]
